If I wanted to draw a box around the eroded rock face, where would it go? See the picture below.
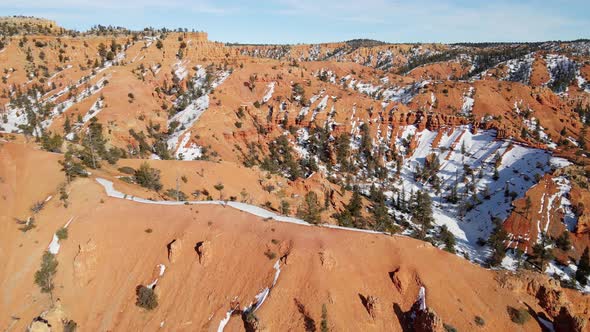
[413,308,444,332]
[365,295,379,319]
[27,300,68,332]
[537,285,568,317]
[194,241,211,265]
[554,306,588,332]
[73,239,98,286]
[167,239,182,263]
[497,271,590,330]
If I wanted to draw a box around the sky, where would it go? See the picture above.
[1,0,589,44]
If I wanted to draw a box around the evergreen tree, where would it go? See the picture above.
[487,217,508,267]
[297,192,321,224]
[59,146,87,183]
[576,247,590,286]
[412,191,433,239]
[531,232,554,272]
[370,186,391,232]
[555,231,572,251]
[34,251,58,296]
[439,225,456,253]
[63,116,71,133]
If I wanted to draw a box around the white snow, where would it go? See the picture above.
[217,310,234,332]
[147,264,166,289]
[416,286,426,311]
[47,217,74,255]
[48,234,61,255]
[262,82,275,103]
[461,87,474,116]
[173,59,189,81]
[167,67,230,153]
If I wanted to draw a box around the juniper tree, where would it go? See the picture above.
[34,251,58,297]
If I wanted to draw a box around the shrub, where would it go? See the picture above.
[63,319,77,332]
[134,163,162,191]
[443,323,457,332]
[507,306,530,325]
[264,250,276,260]
[165,189,187,201]
[118,166,135,175]
[17,217,36,232]
[474,315,485,326]
[136,285,158,310]
[56,227,68,240]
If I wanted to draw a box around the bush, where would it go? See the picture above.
[474,315,485,326]
[264,249,276,260]
[63,319,77,332]
[136,285,158,310]
[134,162,162,191]
[443,323,457,332]
[165,189,187,201]
[507,306,530,325]
[56,227,68,240]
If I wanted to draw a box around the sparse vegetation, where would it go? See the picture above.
[134,162,162,191]
[507,306,531,325]
[56,227,68,240]
[34,251,58,295]
[135,285,158,310]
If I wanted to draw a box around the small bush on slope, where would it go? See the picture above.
[56,227,68,240]
[507,306,531,325]
[134,162,162,191]
[135,285,158,310]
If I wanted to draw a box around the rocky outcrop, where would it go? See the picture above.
[414,308,444,332]
[194,240,211,265]
[362,295,379,319]
[497,271,590,330]
[167,239,182,263]
[27,300,69,332]
[403,287,444,332]
[554,306,587,332]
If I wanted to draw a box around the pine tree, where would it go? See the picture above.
[297,192,321,224]
[59,146,87,183]
[555,231,572,251]
[412,191,433,239]
[370,187,391,232]
[576,247,590,286]
[439,225,456,253]
[487,217,508,267]
[532,232,554,272]
[63,116,71,133]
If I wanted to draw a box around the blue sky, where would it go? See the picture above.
[2,0,589,44]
